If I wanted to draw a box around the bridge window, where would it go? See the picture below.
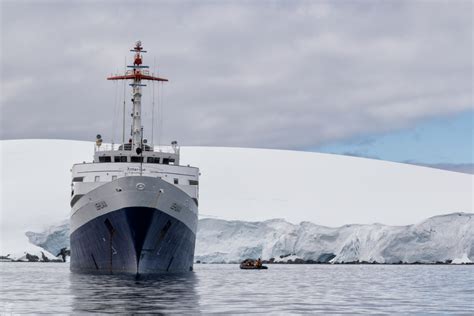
[189,180,199,186]
[162,158,176,165]
[131,156,143,163]
[72,177,84,182]
[99,156,111,163]
[174,178,179,184]
[146,157,160,164]
[112,175,117,181]
[95,176,100,182]
[115,156,127,162]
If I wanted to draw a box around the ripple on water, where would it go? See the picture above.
[0,263,473,314]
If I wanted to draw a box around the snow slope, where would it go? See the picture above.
[0,231,57,262]
[26,213,473,264]
[1,139,472,256]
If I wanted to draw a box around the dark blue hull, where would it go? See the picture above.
[70,207,196,275]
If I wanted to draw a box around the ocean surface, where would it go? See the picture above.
[0,263,473,314]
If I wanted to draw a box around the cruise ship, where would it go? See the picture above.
[70,41,199,275]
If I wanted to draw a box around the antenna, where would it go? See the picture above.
[122,56,126,146]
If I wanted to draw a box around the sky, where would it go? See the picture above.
[317,109,473,163]
[0,0,472,166]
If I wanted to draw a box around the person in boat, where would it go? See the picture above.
[255,258,262,268]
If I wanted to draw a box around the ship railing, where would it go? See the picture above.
[94,143,177,154]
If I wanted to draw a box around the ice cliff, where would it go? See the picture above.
[195,212,473,264]
[23,212,473,264]
[25,219,70,257]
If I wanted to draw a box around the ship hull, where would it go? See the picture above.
[70,176,198,275]
[70,206,196,274]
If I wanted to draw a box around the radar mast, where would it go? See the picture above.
[107,41,168,153]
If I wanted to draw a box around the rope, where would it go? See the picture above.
[151,57,156,149]
[111,78,119,145]
[159,81,164,147]
[122,56,127,145]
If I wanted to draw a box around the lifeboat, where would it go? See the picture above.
[239,259,268,270]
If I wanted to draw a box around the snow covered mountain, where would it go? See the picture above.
[1,139,472,232]
[24,213,473,264]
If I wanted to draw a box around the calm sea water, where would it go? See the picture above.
[0,263,473,314]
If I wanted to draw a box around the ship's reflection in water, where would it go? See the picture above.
[70,272,200,314]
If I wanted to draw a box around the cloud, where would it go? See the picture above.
[0,1,472,149]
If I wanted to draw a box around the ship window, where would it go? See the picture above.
[189,180,199,186]
[162,158,170,165]
[95,176,100,182]
[112,175,117,181]
[99,156,111,163]
[72,177,84,182]
[115,156,127,162]
[174,178,179,184]
[147,157,160,164]
[131,156,143,163]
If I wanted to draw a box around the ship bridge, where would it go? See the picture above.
[71,142,199,209]
[92,141,180,165]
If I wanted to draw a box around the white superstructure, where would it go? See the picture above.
[70,144,199,209]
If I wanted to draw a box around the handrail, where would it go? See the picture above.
[94,143,177,154]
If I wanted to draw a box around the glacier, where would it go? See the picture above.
[23,212,473,264]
